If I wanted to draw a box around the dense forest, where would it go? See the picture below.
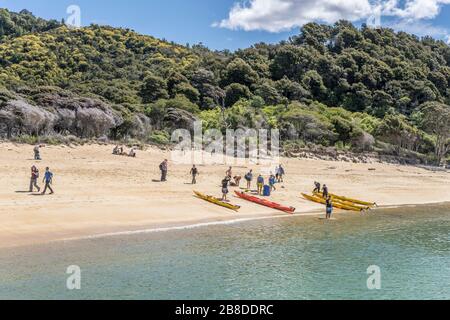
[0,9,449,165]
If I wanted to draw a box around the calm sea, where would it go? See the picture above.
[0,204,449,300]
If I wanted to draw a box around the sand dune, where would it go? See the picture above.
[0,142,448,248]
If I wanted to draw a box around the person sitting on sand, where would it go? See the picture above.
[269,174,276,192]
[113,145,120,155]
[34,145,42,160]
[257,174,264,195]
[29,165,40,193]
[190,165,199,185]
[313,181,321,193]
[325,196,333,219]
[221,176,230,201]
[230,175,241,187]
[244,170,253,189]
[128,148,136,158]
[159,159,168,182]
[41,167,54,195]
[322,184,329,198]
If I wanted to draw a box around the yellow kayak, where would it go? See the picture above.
[313,192,370,210]
[314,191,376,207]
[301,193,363,212]
[194,191,241,211]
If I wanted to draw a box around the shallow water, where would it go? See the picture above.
[0,204,449,300]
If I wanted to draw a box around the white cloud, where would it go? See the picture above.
[214,0,373,32]
[215,0,450,33]
[382,0,450,20]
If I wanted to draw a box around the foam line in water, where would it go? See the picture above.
[60,214,296,242]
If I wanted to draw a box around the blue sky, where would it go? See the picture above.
[2,0,450,50]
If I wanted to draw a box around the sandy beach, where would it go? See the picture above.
[0,142,448,249]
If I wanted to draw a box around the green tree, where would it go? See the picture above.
[140,73,169,103]
[224,83,252,107]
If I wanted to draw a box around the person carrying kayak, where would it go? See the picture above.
[41,167,54,195]
[313,181,321,193]
[257,174,265,195]
[190,165,199,185]
[269,174,277,192]
[322,184,329,198]
[221,176,231,201]
[159,159,168,182]
[29,165,40,193]
[244,170,253,189]
[325,195,333,219]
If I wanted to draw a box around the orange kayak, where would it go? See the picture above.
[235,191,295,213]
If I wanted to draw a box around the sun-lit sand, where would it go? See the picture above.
[0,142,448,248]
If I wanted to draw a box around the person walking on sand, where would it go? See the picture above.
[190,165,199,185]
[244,169,253,190]
[159,159,168,182]
[325,195,333,219]
[269,174,277,192]
[313,181,321,193]
[322,184,329,198]
[221,176,230,201]
[29,165,40,193]
[257,174,264,195]
[277,165,285,183]
[41,167,54,195]
[34,145,42,160]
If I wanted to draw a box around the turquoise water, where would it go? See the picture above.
[0,204,449,300]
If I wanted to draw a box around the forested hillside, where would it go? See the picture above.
[0,9,449,164]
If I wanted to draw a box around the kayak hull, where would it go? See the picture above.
[315,192,376,207]
[313,192,370,210]
[194,191,240,211]
[302,193,362,212]
[235,191,295,213]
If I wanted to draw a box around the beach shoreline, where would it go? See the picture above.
[0,142,449,249]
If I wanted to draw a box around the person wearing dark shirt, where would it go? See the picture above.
[221,176,230,201]
[190,165,199,184]
[326,196,333,219]
[269,174,276,192]
[257,175,264,195]
[244,170,253,189]
[313,181,321,193]
[29,165,40,193]
[322,184,329,198]
[159,159,168,182]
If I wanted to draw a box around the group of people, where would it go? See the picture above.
[113,145,136,158]
[156,159,334,219]
[29,165,54,195]
[314,181,332,219]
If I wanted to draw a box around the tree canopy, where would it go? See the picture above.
[0,9,449,164]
